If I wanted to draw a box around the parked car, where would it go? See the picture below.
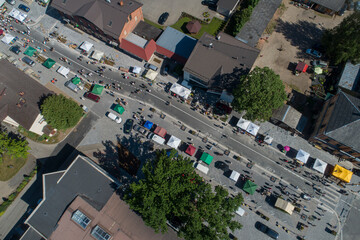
[162,65,169,76]
[255,222,279,239]
[214,161,228,170]
[310,60,327,67]
[302,193,312,200]
[144,63,158,71]
[22,56,35,66]
[201,0,218,8]
[305,49,322,58]
[158,12,169,25]
[64,81,79,93]
[123,119,134,134]
[133,124,147,135]
[6,0,16,5]
[10,45,21,54]
[84,92,100,102]
[18,4,30,12]
[106,112,122,124]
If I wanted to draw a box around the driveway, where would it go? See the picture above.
[136,0,218,26]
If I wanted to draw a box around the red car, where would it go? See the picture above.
[84,92,100,102]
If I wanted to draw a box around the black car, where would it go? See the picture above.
[162,65,169,76]
[214,161,228,170]
[255,222,279,239]
[124,119,134,134]
[158,12,169,25]
[10,45,21,54]
[202,0,218,8]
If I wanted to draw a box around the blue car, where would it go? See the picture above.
[306,49,322,58]
[18,4,30,12]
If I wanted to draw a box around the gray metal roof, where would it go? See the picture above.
[311,0,346,11]
[325,91,360,152]
[217,0,239,11]
[338,62,360,92]
[156,27,197,59]
[26,155,118,239]
[236,0,282,47]
[19,227,43,240]
[126,32,148,48]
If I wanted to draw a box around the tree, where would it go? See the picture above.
[322,12,360,65]
[0,131,30,162]
[125,150,243,240]
[40,94,83,130]
[232,66,286,121]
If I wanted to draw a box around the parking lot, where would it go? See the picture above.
[254,1,349,93]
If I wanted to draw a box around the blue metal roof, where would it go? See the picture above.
[156,27,197,59]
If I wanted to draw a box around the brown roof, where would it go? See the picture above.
[183,32,259,89]
[186,20,201,34]
[51,0,142,39]
[0,59,53,130]
[217,0,239,11]
[272,104,302,130]
[50,194,180,240]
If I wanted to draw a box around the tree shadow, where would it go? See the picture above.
[209,67,249,93]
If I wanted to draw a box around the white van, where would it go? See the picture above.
[195,163,209,175]
[151,134,165,145]
[106,112,122,123]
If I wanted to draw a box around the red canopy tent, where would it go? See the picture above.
[154,126,167,138]
[0,30,3,36]
[295,62,308,73]
[185,145,196,156]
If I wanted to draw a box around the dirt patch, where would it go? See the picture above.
[254,0,347,94]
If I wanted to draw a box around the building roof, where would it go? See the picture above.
[186,20,201,34]
[120,37,156,61]
[0,59,53,130]
[19,227,43,240]
[338,62,360,92]
[25,155,119,239]
[133,20,163,41]
[325,91,360,152]
[51,0,142,39]
[126,32,147,48]
[156,27,197,59]
[183,32,259,89]
[236,0,282,47]
[217,0,239,11]
[311,0,346,11]
[50,193,180,240]
[272,104,306,131]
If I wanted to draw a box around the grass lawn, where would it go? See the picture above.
[0,155,27,181]
[171,17,223,39]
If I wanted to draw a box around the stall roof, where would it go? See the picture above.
[332,164,353,183]
[132,66,141,74]
[42,58,56,69]
[80,41,93,52]
[296,149,310,164]
[144,69,158,81]
[24,46,37,57]
[246,122,260,136]
[275,197,295,215]
[237,118,250,130]
[166,135,181,149]
[144,120,153,130]
[185,144,196,156]
[235,207,245,216]
[113,104,125,115]
[91,84,104,95]
[71,77,81,85]
[196,163,209,175]
[90,50,104,61]
[243,180,257,195]
[154,126,167,138]
[264,136,273,145]
[57,66,70,78]
[200,152,213,165]
[296,62,308,73]
[1,34,15,44]
[170,83,192,99]
[312,158,327,174]
[9,8,27,22]
[229,170,240,182]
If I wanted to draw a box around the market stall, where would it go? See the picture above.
[144,69,158,81]
[166,135,181,149]
[170,83,192,99]
[113,104,125,115]
[236,118,250,130]
[295,149,310,164]
[154,126,167,138]
[24,46,37,57]
[91,84,104,95]
[312,158,328,174]
[275,197,295,215]
[9,9,27,22]
[185,144,196,156]
[246,122,260,136]
[57,66,70,78]
[1,34,15,44]
[229,170,240,182]
[243,180,258,195]
[131,66,141,74]
[332,165,353,183]
[80,41,93,52]
[90,50,104,61]
[143,120,153,130]
[42,58,56,69]
[200,152,213,165]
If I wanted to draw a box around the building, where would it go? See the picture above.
[310,91,360,166]
[216,0,239,17]
[21,155,180,240]
[0,59,52,135]
[183,32,259,90]
[156,27,197,65]
[309,0,346,15]
[50,0,143,45]
[271,104,308,134]
[337,61,360,97]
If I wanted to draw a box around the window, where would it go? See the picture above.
[129,14,132,21]
[91,226,111,240]
[71,210,91,229]
[108,21,112,27]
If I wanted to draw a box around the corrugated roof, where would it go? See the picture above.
[126,32,147,48]
[325,91,360,152]
[26,155,119,238]
[217,0,239,11]
[338,62,360,92]
[51,0,142,39]
[311,0,346,11]
[120,38,156,61]
[156,27,197,59]
[272,105,302,130]
[0,59,53,130]
[19,227,43,240]
[133,20,163,41]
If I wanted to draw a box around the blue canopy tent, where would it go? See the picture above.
[144,121,153,130]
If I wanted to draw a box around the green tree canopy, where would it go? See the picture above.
[0,131,30,162]
[232,66,286,121]
[40,94,83,130]
[125,150,243,240]
[322,12,360,65]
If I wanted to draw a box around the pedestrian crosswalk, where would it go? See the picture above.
[319,185,341,210]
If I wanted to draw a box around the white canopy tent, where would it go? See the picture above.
[275,197,295,215]
[236,118,250,130]
[264,136,273,145]
[296,149,310,164]
[90,50,104,61]
[166,135,181,149]
[1,34,15,44]
[9,9,27,22]
[132,66,141,74]
[196,163,209,175]
[246,122,260,136]
[313,158,327,174]
[170,83,192,99]
[57,66,70,78]
[144,69,158,81]
[235,207,245,216]
[80,41,93,52]
[229,170,240,182]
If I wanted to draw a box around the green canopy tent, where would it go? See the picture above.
[42,58,56,69]
[113,104,125,115]
[200,152,213,165]
[91,84,104,95]
[71,77,81,85]
[24,46,37,57]
[243,180,258,195]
